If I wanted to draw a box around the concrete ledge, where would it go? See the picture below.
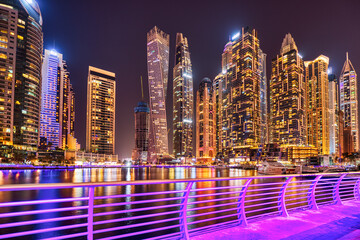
[192,200,360,240]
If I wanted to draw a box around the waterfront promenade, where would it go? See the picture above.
[0,171,359,239]
[193,200,360,240]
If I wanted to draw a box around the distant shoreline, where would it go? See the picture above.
[0,165,253,170]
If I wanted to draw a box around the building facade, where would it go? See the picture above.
[172,33,193,158]
[230,27,261,155]
[305,55,330,155]
[196,78,216,161]
[147,26,170,162]
[132,101,150,162]
[259,49,268,146]
[86,66,116,155]
[328,73,340,157]
[0,0,43,153]
[270,34,306,147]
[339,52,358,152]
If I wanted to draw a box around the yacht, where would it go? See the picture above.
[258,161,285,175]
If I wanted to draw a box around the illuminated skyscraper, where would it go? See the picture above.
[328,73,340,156]
[221,41,232,73]
[196,78,216,160]
[270,34,306,146]
[40,50,75,150]
[147,26,169,162]
[259,49,268,146]
[230,27,261,155]
[305,55,330,155]
[172,33,193,158]
[40,50,62,149]
[132,101,150,162]
[86,66,116,155]
[0,0,43,153]
[339,52,358,151]
[61,62,75,149]
[213,73,224,154]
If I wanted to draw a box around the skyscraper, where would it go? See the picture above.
[132,101,150,162]
[172,33,193,159]
[196,78,216,161]
[230,27,261,155]
[147,26,169,162]
[62,64,75,149]
[86,66,116,155]
[328,73,339,156]
[339,52,359,152]
[213,73,225,154]
[0,0,43,153]
[259,49,268,146]
[305,55,330,155]
[270,34,306,146]
[40,50,75,151]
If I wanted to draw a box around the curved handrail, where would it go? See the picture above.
[1,172,359,191]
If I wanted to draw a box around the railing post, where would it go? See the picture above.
[237,179,252,226]
[333,173,347,205]
[88,187,95,240]
[179,182,193,240]
[278,176,294,217]
[354,178,360,201]
[308,175,322,210]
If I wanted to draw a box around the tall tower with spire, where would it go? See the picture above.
[146,26,170,162]
[172,33,194,159]
[132,77,150,162]
[339,52,359,152]
[270,33,307,146]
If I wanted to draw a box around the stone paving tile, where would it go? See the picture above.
[192,201,360,240]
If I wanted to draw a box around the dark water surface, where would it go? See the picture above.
[0,168,340,240]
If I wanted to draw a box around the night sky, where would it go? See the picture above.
[36,0,360,158]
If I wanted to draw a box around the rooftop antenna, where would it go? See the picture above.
[346,52,349,62]
[140,76,144,101]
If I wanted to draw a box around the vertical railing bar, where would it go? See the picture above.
[88,187,95,240]
[308,175,322,210]
[237,179,252,226]
[179,181,193,240]
[354,177,360,201]
[278,176,294,217]
[333,173,347,205]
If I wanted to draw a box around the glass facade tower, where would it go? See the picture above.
[172,33,193,158]
[0,0,43,152]
[146,26,169,162]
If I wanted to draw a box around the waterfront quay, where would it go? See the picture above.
[0,171,359,239]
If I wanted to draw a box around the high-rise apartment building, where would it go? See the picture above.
[213,73,224,154]
[196,78,216,160]
[305,55,330,155]
[270,34,306,146]
[86,66,116,155]
[259,49,268,146]
[147,26,170,162]
[40,50,75,150]
[132,101,150,162]
[172,33,193,158]
[0,0,43,153]
[230,27,261,155]
[339,52,358,152]
[62,64,75,149]
[328,73,340,157]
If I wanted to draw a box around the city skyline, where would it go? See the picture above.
[3,0,360,158]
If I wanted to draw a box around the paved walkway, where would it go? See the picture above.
[192,200,360,240]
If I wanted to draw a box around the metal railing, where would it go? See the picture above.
[0,172,359,239]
